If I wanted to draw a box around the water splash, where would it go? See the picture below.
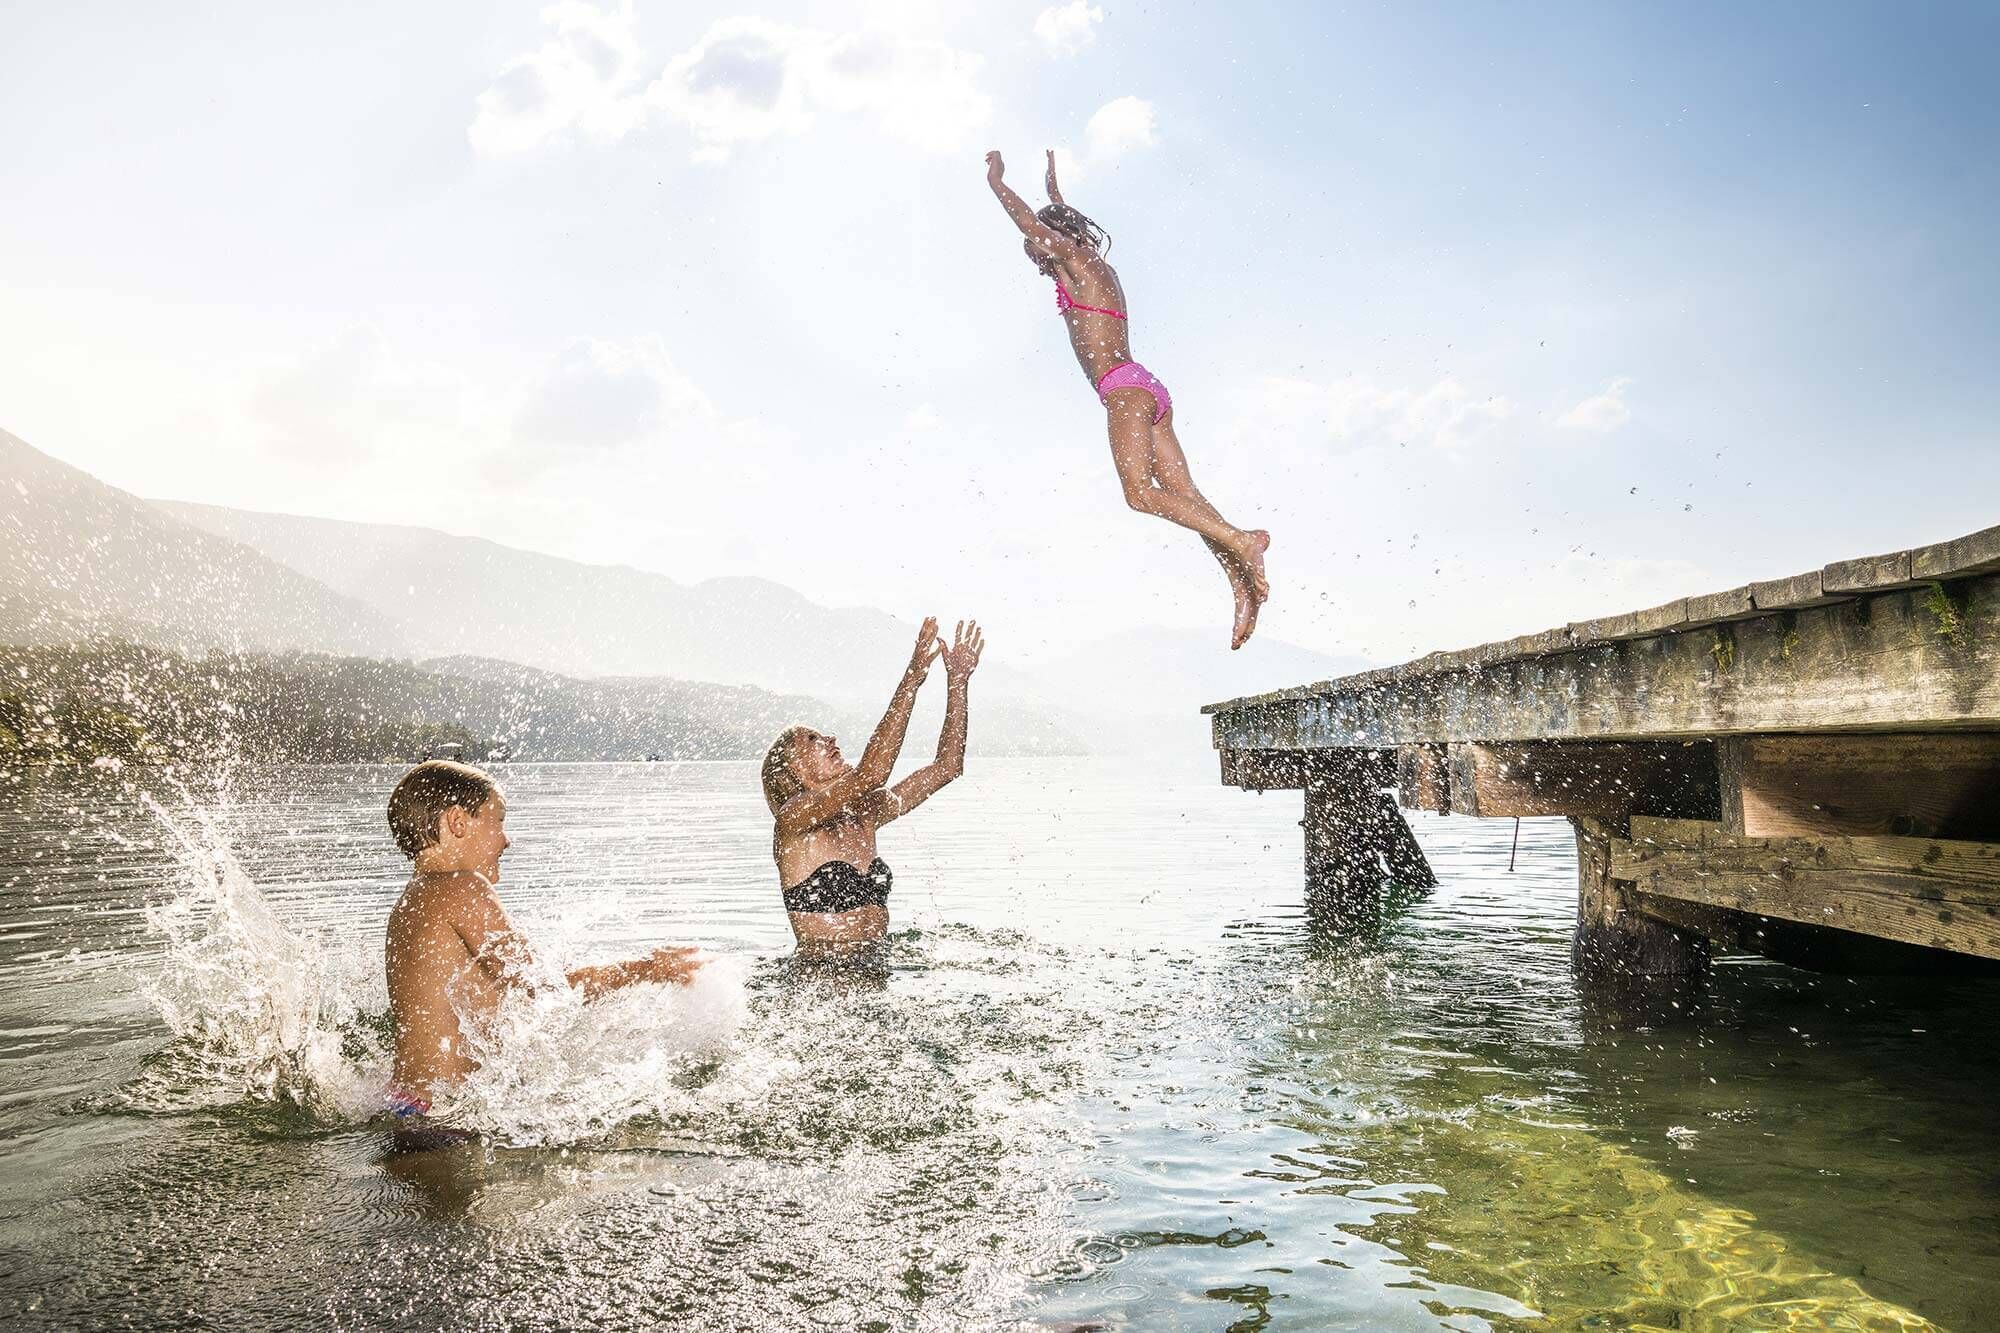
[129,791,385,1122]
[125,787,752,1142]
[447,953,749,1144]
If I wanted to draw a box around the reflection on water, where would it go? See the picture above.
[0,759,1994,1329]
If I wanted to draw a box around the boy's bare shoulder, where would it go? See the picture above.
[391,870,498,922]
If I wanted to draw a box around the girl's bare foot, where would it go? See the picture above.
[1231,580,1261,649]
[1235,529,1271,603]
[1202,536,1258,647]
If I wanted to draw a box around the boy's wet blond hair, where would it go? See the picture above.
[387,760,500,859]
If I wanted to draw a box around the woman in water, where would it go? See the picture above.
[985,148,1271,649]
[762,617,983,962]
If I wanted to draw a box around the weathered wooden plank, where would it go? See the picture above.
[1570,600,1693,648]
[1822,548,1914,594]
[1625,597,1692,637]
[1749,569,1840,611]
[1220,747,1394,791]
[1612,817,2000,959]
[1683,584,1756,627]
[1203,528,2000,721]
[1208,573,2000,746]
[1216,748,1392,788]
[1446,741,1718,820]
[1912,524,2000,581]
[1627,893,1752,951]
[1623,816,2000,887]
[1719,734,2000,840]
[1219,748,1309,790]
[1395,744,1449,812]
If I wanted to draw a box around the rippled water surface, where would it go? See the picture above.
[1,757,1996,1330]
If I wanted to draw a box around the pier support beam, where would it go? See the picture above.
[1570,815,1708,992]
[1301,758,1436,930]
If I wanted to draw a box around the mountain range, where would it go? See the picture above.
[4,426,1370,755]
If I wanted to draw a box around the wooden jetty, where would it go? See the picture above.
[1204,524,2000,985]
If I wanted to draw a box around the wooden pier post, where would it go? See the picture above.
[1302,773,1380,926]
[1570,815,1709,989]
[1301,760,1436,929]
[1221,748,1435,930]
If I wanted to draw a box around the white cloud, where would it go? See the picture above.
[1047,144,1086,187]
[249,329,483,463]
[1084,96,1157,161]
[649,19,992,160]
[1249,374,1516,454]
[468,1,648,156]
[1556,376,1633,433]
[513,336,715,451]
[1033,1,1104,57]
[468,6,993,161]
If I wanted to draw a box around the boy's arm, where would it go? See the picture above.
[449,877,539,988]
[447,877,702,995]
[566,947,705,998]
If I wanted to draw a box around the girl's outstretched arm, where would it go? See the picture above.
[873,621,983,825]
[777,619,941,836]
[987,150,1082,254]
[1044,149,1065,205]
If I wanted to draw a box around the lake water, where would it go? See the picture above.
[1,757,1994,1330]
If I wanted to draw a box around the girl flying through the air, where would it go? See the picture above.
[985,148,1271,648]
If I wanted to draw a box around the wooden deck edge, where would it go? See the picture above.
[1202,521,2000,716]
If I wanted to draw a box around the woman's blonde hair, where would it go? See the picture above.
[760,725,815,814]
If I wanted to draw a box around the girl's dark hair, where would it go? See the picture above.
[1035,204,1111,256]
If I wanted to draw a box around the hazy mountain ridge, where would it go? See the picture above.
[0,430,1362,760]
[1,429,406,657]
[153,497,1100,752]
[156,500,1376,752]
[0,641,812,763]
[156,499,966,702]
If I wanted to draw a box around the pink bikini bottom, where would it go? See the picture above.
[1096,361,1172,424]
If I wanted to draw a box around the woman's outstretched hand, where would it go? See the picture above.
[1044,149,1062,201]
[985,150,1005,186]
[941,620,984,686]
[905,616,942,683]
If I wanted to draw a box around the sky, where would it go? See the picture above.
[3,0,1997,668]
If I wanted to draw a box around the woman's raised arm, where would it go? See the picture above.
[776,619,940,835]
[876,621,982,825]
[1044,149,1065,205]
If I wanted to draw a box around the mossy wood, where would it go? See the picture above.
[1210,572,1998,749]
[1611,817,2000,960]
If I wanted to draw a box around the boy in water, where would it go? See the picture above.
[383,760,705,1120]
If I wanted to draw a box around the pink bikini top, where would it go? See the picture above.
[1054,281,1126,320]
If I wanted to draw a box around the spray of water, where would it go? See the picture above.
[127,786,753,1141]
[133,790,385,1121]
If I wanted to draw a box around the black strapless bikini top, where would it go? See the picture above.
[782,858,893,914]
